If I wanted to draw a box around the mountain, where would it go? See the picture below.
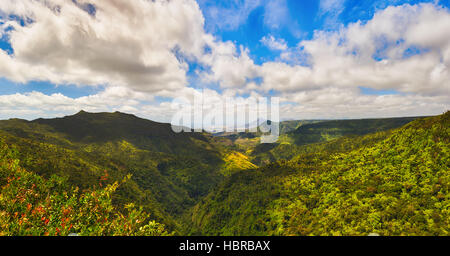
[279,120,320,134]
[290,116,422,146]
[248,116,422,165]
[188,112,449,235]
[30,110,219,159]
[0,111,236,232]
[212,120,322,152]
[0,110,447,236]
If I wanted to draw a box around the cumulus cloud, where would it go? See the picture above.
[255,3,450,97]
[197,3,450,99]
[199,3,450,117]
[0,0,211,93]
[199,43,259,89]
[0,86,150,118]
[0,1,448,121]
[279,87,449,119]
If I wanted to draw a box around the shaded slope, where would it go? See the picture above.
[32,111,221,163]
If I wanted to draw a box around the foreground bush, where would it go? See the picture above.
[0,142,169,236]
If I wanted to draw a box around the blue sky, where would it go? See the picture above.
[0,0,449,120]
[197,0,449,64]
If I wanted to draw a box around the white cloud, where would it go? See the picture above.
[198,3,450,99]
[199,43,259,89]
[255,3,450,97]
[260,35,288,51]
[0,0,211,93]
[0,87,174,122]
[278,87,449,120]
[202,3,450,118]
[0,86,146,112]
[0,1,448,121]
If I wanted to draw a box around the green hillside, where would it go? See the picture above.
[0,111,234,232]
[249,116,421,165]
[291,116,421,145]
[0,110,448,236]
[213,120,321,152]
[188,112,449,236]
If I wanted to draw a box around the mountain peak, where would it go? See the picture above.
[75,110,88,115]
[31,110,181,144]
[70,110,135,119]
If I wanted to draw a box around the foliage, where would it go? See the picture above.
[0,111,229,232]
[0,141,169,236]
[220,152,257,176]
[0,110,447,236]
[189,112,449,236]
[290,116,419,146]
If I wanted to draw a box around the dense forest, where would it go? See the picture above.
[0,110,448,236]
[188,113,449,235]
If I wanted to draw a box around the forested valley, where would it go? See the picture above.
[0,110,448,235]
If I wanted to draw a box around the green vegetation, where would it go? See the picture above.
[290,116,420,145]
[0,141,168,236]
[188,112,449,236]
[213,120,320,152]
[220,152,257,176]
[248,116,420,165]
[0,111,229,232]
[0,110,448,236]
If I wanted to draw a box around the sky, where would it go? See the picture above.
[0,0,449,122]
